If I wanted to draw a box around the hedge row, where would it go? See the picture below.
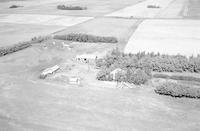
[54,33,118,43]
[96,49,200,85]
[96,49,200,74]
[0,36,50,57]
[0,42,31,56]
[57,5,87,10]
[153,74,200,83]
[155,82,200,98]
[127,52,200,73]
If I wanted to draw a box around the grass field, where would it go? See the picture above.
[0,45,200,130]
[106,0,175,18]
[185,0,200,18]
[0,23,65,47]
[0,14,92,47]
[0,0,200,130]
[0,0,144,17]
[0,14,93,26]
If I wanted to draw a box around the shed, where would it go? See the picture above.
[110,68,125,80]
[69,76,81,85]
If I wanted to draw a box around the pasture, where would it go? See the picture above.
[0,23,64,47]
[0,0,200,130]
[0,45,200,130]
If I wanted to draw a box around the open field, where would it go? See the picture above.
[54,17,142,50]
[157,0,188,18]
[124,19,200,56]
[0,0,200,130]
[0,14,93,26]
[0,23,65,47]
[0,14,93,47]
[106,0,179,18]
[0,45,200,130]
[183,0,200,18]
[0,0,26,2]
[106,0,200,18]
[0,0,144,17]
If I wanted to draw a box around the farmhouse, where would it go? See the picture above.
[40,65,60,79]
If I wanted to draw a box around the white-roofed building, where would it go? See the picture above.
[40,65,60,79]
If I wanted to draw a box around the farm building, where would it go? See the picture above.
[68,76,81,85]
[40,65,60,79]
[76,54,97,63]
[110,68,125,80]
[76,52,104,63]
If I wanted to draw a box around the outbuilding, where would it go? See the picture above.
[40,65,60,79]
[110,68,125,80]
[69,76,81,85]
[76,54,97,63]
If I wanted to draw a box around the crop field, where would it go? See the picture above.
[106,0,175,18]
[0,14,93,47]
[0,14,93,26]
[124,19,200,56]
[187,0,200,18]
[0,0,144,17]
[0,0,200,130]
[55,17,142,50]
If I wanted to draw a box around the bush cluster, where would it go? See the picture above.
[153,73,200,83]
[96,68,149,85]
[96,49,151,85]
[9,5,23,8]
[31,36,50,43]
[155,82,200,98]
[96,49,200,85]
[126,69,149,85]
[57,5,87,10]
[147,5,160,8]
[54,33,118,43]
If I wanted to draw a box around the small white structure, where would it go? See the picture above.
[61,42,72,50]
[110,68,125,80]
[76,52,105,63]
[62,42,70,47]
[76,54,97,63]
[40,65,60,79]
[69,76,81,85]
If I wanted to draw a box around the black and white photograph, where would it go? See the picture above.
[0,0,200,130]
